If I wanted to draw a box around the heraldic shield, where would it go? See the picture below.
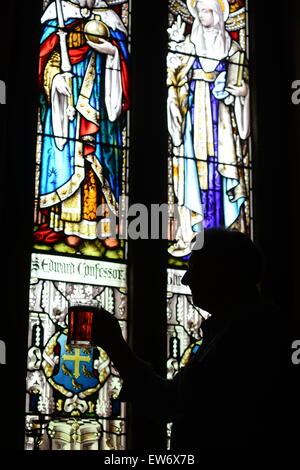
[43,329,110,396]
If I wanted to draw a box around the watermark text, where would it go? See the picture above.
[0,80,6,104]
[291,340,300,365]
[0,340,6,365]
[96,197,204,250]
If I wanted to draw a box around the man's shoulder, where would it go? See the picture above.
[41,1,81,24]
[229,300,281,331]
[202,301,280,358]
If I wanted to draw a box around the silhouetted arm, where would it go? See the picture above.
[94,308,180,421]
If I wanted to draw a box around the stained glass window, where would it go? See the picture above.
[166,0,252,443]
[25,0,131,451]
[24,0,254,451]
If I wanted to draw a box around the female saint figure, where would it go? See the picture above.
[167,0,250,256]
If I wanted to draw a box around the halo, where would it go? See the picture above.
[106,0,128,5]
[187,0,230,22]
[218,0,229,20]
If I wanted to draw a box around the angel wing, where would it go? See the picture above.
[169,0,193,24]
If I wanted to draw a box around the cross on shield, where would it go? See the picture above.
[52,333,99,394]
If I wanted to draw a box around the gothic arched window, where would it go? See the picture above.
[165,0,252,447]
[24,0,253,451]
[25,0,131,451]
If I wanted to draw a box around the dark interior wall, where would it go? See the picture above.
[0,0,299,451]
[127,0,168,450]
[251,1,300,336]
[250,3,300,446]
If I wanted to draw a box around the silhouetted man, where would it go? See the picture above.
[94,228,284,450]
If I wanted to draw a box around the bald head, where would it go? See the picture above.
[193,228,264,284]
[183,229,264,311]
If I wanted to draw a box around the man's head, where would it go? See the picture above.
[182,228,264,312]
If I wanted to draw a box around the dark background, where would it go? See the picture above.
[0,0,299,451]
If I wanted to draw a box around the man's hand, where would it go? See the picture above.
[93,307,137,381]
[93,307,124,355]
[52,73,72,96]
[225,80,249,97]
[87,39,116,56]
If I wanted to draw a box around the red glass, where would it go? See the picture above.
[67,304,99,348]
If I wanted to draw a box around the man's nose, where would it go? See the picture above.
[181,271,190,286]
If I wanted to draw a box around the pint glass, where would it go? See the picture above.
[67,299,100,348]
